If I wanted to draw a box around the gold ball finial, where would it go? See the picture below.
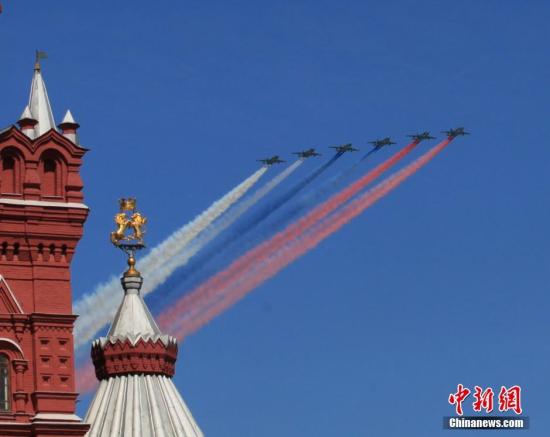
[124,255,140,277]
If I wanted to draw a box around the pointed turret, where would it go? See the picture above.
[58,110,80,144]
[17,104,38,139]
[86,272,203,436]
[28,59,56,137]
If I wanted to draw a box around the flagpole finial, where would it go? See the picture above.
[34,50,47,71]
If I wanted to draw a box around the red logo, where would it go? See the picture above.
[449,384,522,416]
[499,385,522,414]
[448,384,471,416]
[473,386,494,413]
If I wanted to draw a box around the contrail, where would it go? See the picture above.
[269,147,379,233]
[76,361,97,394]
[74,161,302,392]
[76,139,448,392]
[161,137,453,338]
[73,166,268,348]
[151,154,342,307]
[156,140,420,329]
[140,159,305,301]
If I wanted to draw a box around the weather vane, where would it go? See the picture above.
[110,198,147,277]
[34,50,47,71]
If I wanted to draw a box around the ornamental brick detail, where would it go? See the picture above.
[91,337,178,380]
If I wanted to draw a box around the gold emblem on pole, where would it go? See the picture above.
[110,198,147,277]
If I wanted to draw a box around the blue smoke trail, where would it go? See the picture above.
[270,147,379,231]
[149,154,343,312]
[145,160,305,300]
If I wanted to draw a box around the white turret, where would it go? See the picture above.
[27,60,56,137]
[17,105,38,139]
[58,110,80,144]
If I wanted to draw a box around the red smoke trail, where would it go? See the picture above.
[77,139,449,391]
[76,361,98,394]
[159,138,452,337]
[157,141,419,328]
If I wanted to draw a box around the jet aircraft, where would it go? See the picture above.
[407,131,436,142]
[293,148,321,158]
[442,127,470,138]
[330,143,358,154]
[258,156,285,166]
[369,137,396,150]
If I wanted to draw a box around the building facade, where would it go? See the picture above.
[0,60,204,436]
[0,61,89,436]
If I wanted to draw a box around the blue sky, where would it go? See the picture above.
[1,1,550,435]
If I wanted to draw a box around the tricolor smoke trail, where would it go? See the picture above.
[75,161,302,392]
[73,166,268,348]
[151,154,342,307]
[145,159,304,296]
[271,147,379,232]
[160,138,452,338]
[155,140,421,331]
[76,139,450,392]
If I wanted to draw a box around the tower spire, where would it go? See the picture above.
[85,201,203,436]
[28,51,56,137]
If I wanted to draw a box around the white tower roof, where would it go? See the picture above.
[85,374,204,437]
[106,275,162,341]
[19,105,34,121]
[85,274,204,437]
[28,63,56,136]
[61,109,77,124]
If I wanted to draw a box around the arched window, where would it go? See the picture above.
[40,151,65,199]
[1,152,20,195]
[42,158,58,197]
[0,355,9,412]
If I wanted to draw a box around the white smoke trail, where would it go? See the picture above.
[73,167,268,348]
[150,160,304,285]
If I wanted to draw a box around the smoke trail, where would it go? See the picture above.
[140,159,304,298]
[76,361,97,394]
[76,140,447,392]
[150,154,342,310]
[270,147,379,232]
[75,162,302,391]
[162,138,453,337]
[156,140,419,328]
[73,166,268,348]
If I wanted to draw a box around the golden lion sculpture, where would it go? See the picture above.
[110,211,147,245]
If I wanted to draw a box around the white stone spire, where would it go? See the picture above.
[28,62,56,137]
[85,274,204,437]
[106,275,163,341]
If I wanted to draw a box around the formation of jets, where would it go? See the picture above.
[258,127,467,164]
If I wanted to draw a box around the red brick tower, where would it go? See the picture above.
[0,59,89,435]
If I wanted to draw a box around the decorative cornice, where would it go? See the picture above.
[91,337,178,380]
[0,198,88,210]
